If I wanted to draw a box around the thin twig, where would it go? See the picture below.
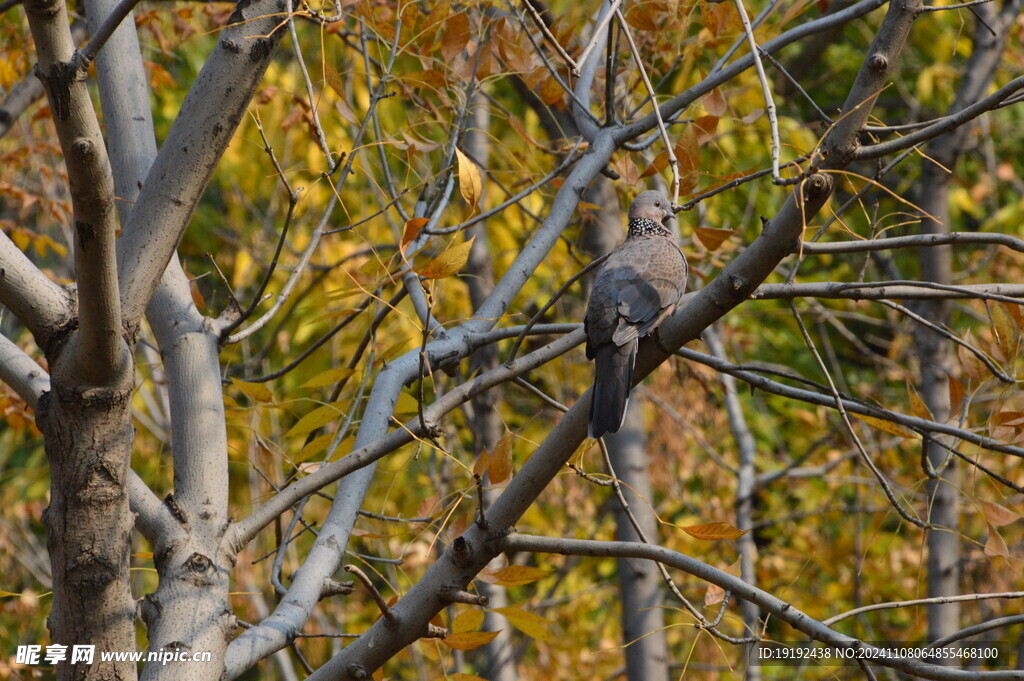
[615,8,680,204]
[919,0,996,11]
[574,0,622,76]
[823,591,1024,626]
[878,299,1014,383]
[789,301,928,529]
[506,252,609,363]
[522,0,578,73]
[732,0,782,184]
[344,565,397,627]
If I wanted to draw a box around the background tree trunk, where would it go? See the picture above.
[915,0,1021,647]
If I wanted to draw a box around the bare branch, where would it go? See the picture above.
[855,76,1024,160]
[799,231,1024,254]
[0,232,74,342]
[823,592,1024,626]
[732,0,783,184]
[116,0,288,325]
[676,346,1024,459]
[0,333,49,407]
[501,534,1023,681]
[754,280,1024,302]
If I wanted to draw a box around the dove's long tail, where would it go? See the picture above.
[589,339,637,438]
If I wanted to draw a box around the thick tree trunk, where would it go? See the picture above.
[705,326,761,680]
[39,372,137,681]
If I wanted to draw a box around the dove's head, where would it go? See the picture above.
[627,190,674,237]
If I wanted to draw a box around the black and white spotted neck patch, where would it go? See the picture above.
[627,217,672,238]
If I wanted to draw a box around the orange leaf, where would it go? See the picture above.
[984,523,1009,558]
[694,227,735,251]
[948,376,965,416]
[473,448,490,478]
[488,434,513,484]
[982,500,1021,528]
[401,217,428,254]
[852,413,916,439]
[440,12,470,62]
[704,559,741,605]
[705,88,727,116]
[694,115,719,145]
[443,631,500,650]
[682,521,746,540]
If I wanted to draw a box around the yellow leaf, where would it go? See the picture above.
[906,385,933,421]
[488,434,512,484]
[488,565,549,587]
[852,413,916,439]
[451,609,485,634]
[324,63,344,98]
[286,401,346,438]
[982,500,1021,528]
[132,552,153,560]
[401,217,429,255]
[455,147,482,213]
[957,331,985,381]
[984,523,1009,558]
[394,391,421,415]
[417,236,475,279]
[473,449,490,478]
[231,377,273,403]
[682,521,746,541]
[297,432,335,462]
[704,88,727,116]
[443,631,500,650]
[694,227,735,251]
[992,302,1019,358]
[1002,302,1024,331]
[301,368,355,389]
[433,675,489,681]
[492,607,551,642]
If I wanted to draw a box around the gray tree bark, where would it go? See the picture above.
[604,406,671,681]
[914,0,1021,647]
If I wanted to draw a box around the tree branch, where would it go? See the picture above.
[854,76,1024,160]
[0,231,74,344]
[0,333,49,407]
[25,0,126,383]
[676,346,1024,459]
[116,0,288,326]
[500,534,1023,681]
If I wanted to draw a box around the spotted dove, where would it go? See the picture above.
[584,190,688,438]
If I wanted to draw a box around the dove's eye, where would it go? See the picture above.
[654,201,661,207]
